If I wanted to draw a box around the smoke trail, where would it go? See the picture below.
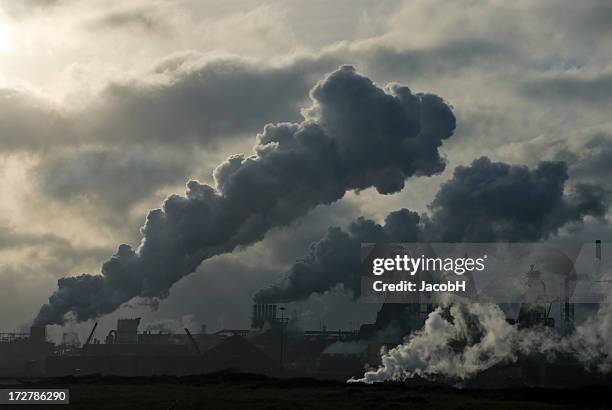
[34,66,456,325]
[254,209,420,303]
[256,157,609,303]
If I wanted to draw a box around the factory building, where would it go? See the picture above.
[0,326,53,376]
[251,304,278,328]
[0,241,609,385]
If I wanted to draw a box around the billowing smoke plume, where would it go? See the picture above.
[422,157,609,242]
[352,299,612,383]
[256,157,609,303]
[347,159,610,384]
[353,302,516,382]
[34,66,456,325]
[254,209,420,303]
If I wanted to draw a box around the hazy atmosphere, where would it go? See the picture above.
[1,0,611,344]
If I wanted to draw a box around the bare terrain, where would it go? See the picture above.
[2,372,611,409]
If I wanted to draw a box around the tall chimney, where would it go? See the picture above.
[596,240,602,277]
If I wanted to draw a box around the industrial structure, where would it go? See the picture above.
[0,241,609,385]
[0,326,53,376]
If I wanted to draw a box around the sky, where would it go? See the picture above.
[0,0,611,342]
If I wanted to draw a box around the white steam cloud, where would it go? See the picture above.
[353,300,612,383]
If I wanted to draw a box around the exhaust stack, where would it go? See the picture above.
[596,240,602,277]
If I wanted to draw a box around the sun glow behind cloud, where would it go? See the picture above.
[0,20,14,54]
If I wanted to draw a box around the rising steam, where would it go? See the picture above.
[352,300,612,383]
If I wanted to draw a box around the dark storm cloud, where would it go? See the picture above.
[539,0,612,38]
[36,147,192,209]
[521,73,612,104]
[0,224,73,251]
[2,38,515,154]
[88,56,322,146]
[360,40,518,80]
[0,89,72,152]
[34,65,456,325]
[2,55,323,154]
[6,38,517,212]
[256,157,609,303]
[503,133,612,194]
[19,55,334,210]
[558,133,612,184]
[76,40,515,148]
[82,36,527,151]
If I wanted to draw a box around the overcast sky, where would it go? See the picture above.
[0,0,611,341]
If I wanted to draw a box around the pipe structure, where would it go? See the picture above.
[82,322,98,355]
[184,328,201,354]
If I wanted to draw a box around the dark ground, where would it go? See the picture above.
[2,372,611,409]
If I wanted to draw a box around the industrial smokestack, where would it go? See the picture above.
[34,66,456,326]
[596,239,602,277]
[596,240,602,260]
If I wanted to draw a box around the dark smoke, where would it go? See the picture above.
[256,157,609,303]
[422,156,609,242]
[35,66,455,325]
[254,209,420,303]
